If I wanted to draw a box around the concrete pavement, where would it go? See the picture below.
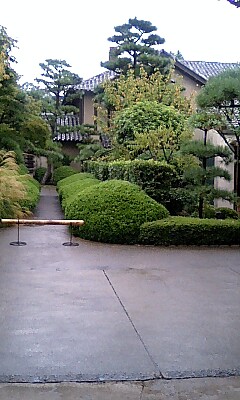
[0,186,239,398]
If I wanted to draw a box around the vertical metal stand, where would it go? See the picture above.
[10,219,27,246]
[62,223,79,246]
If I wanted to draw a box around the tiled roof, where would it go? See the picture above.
[79,60,240,91]
[54,132,85,142]
[79,70,117,91]
[177,60,240,81]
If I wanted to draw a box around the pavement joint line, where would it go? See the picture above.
[102,269,162,379]
[228,266,240,276]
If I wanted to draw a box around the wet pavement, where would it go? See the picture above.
[0,186,240,398]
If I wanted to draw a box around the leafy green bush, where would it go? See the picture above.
[19,176,40,212]
[18,164,29,175]
[215,207,239,220]
[84,159,178,208]
[139,216,240,246]
[60,178,100,211]
[65,179,169,244]
[34,166,47,183]
[56,172,96,191]
[52,166,78,185]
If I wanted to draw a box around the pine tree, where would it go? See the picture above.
[101,17,171,76]
[35,59,83,137]
[182,112,234,218]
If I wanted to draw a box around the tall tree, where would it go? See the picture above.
[95,67,193,149]
[101,17,171,76]
[35,59,83,137]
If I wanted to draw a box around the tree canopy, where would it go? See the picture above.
[101,17,171,76]
[34,59,83,136]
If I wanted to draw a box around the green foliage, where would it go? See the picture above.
[18,163,29,175]
[59,178,100,211]
[182,140,232,163]
[195,71,240,201]
[35,59,83,134]
[113,100,191,163]
[19,117,51,149]
[33,166,47,183]
[96,67,193,140]
[215,207,239,219]
[197,68,240,108]
[101,17,170,76]
[52,165,78,184]
[56,172,96,191]
[65,179,169,244]
[139,216,240,246]
[19,176,40,211]
[181,124,234,217]
[84,159,178,207]
[75,141,110,163]
[0,150,40,219]
[0,150,27,218]
[0,124,24,163]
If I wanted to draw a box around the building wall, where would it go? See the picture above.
[83,92,95,125]
[172,71,202,103]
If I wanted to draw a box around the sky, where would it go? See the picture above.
[1,0,240,84]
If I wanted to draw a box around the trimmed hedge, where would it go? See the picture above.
[52,166,78,184]
[139,216,240,246]
[65,179,169,244]
[60,178,100,211]
[56,172,96,191]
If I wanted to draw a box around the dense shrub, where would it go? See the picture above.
[139,216,240,246]
[84,159,178,208]
[18,164,29,175]
[19,176,41,212]
[56,172,96,191]
[52,166,78,184]
[60,178,100,211]
[65,179,169,244]
[215,207,239,220]
[34,166,47,183]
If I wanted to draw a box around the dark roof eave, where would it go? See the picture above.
[174,60,207,86]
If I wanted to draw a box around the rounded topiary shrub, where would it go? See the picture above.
[53,166,78,185]
[57,172,96,191]
[60,178,100,211]
[65,179,169,244]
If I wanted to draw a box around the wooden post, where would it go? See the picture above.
[1,219,84,226]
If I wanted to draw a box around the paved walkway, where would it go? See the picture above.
[0,186,240,399]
